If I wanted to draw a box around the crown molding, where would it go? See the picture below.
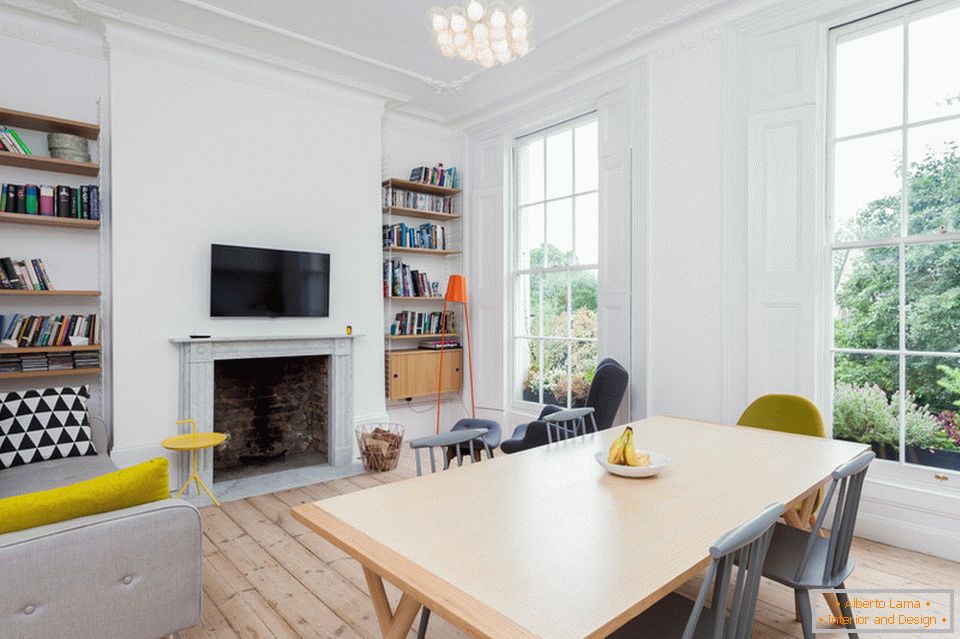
[0,0,106,59]
[75,0,407,105]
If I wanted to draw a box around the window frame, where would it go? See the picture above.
[509,112,599,412]
[826,0,960,471]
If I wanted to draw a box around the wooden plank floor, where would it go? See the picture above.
[177,449,960,639]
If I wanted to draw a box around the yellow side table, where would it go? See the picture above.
[162,419,227,506]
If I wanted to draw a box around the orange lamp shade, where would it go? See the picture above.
[445,274,468,303]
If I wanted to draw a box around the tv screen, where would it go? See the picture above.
[210,244,330,317]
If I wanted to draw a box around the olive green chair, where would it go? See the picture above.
[737,394,827,530]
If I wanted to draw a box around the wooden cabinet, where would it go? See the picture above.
[386,349,462,400]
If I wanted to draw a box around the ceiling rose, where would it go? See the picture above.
[427,2,531,68]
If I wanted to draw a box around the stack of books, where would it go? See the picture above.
[383,259,440,298]
[73,351,100,368]
[389,310,455,336]
[382,222,448,250]
[1,183,100,220]
[20,353,48,372]
[1,314,99,348]
[0,127,32,154]
[383,187,455,215]
[418,338,461,350]
[0,350,100,374]
[48,352,74,370]
[0,257,54,290]
[409,164,458,189]
[0,352,19,372]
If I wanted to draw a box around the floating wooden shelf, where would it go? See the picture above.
[0,212,100,229]
[382,206,461,222]
[385,296,446,302]
[384,247,462,256]
[1,344,101,354]
[383,178,461,196]
[0,367,101,381]
[0,107,99,139]
[0,289,101,297]
[0,151,99,177]
[386,333,459,340]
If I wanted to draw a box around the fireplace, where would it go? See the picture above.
[172,335,355,491]
[213,355,329,479]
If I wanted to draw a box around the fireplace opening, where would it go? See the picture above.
[213,355,329,481]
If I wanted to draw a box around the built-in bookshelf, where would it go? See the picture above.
[0,106,103,381]
[382,171,463,400]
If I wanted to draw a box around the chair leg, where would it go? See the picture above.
[795,590,815,639]
[417,607,431,639]
[836,584,859,639]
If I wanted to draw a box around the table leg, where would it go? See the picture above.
[362,566,422,639]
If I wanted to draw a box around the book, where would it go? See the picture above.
[15,185,25,213]
[3,184,14,212]
[80,185,90,219]
[4,128,32,155]
[89,185,99,220]
[1,314,98,348]
[70,188,77,218]
[56,185,70,217]
[24,184,39,214]
[39,185,54,216]
[0,258,21,289]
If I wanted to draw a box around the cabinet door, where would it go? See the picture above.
[387,350,462,399]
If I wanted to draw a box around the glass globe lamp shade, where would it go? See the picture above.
[460,46,477,61]
[491,38,509,53]
[427,8,449,33]
[437,30,453,47]
[440,44,456,59]
[495,49,512,64]
[510,4,528,27]
[511,26,527,41]
[449,9,468,33]
[466,0,485,22]
[489,8,507,29]
[453,32,470,49]
[512,39,530,56]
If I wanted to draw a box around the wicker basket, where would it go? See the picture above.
[356,423,404,472]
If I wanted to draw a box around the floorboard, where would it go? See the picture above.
[179,449,960,638]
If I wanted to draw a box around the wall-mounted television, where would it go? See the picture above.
[210,244,330,318]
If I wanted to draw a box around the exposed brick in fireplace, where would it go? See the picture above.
[213,355,329,472]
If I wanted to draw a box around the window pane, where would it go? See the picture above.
[905,242,960,353]
[517,203,545,268]
[574,193,599,266]
[542,271,568,338]
[832,132,902,242]
[905,356,960,471]
[571,269,598,335]
[834,24,903,137]
[833,352,900,462]
[574,121,598,193]
[516,338,541,404]
[542,339,570,407]
[833,247,899,350]
[545,198,574,267]
[545,129,573,199]
[518,138,544,204]
[514,273,542,337]
[908,6,960,123]
[906,119,960,235]
[571,340,599,406]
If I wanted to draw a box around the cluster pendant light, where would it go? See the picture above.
[427,1,531,68]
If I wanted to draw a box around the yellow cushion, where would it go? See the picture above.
[0,457,170,534]
[737,394,826,438]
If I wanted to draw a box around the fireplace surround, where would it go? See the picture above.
[171,335,354,490]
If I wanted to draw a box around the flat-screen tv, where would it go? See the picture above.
[210,244,330,317]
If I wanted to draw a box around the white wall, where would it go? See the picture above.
[0,9,112,422]
[105,24,387,470]
[381,112,470,439]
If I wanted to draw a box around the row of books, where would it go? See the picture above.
[1,314,100,348]
[383,188,456,215]
[383,259,440,299]
[0,351,100,373]
[0,127,31,155]
[388,310,455,336]
[409,164,458,189]
[382,222,449,250]
[0,257,54,290]
[1,184,100,220]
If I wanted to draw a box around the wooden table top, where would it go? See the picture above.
[293,416,869,639]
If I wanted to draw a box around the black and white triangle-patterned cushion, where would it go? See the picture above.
[0,385,98,470]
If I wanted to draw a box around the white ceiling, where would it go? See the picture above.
[74,0,739,124]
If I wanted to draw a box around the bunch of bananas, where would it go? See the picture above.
[606,427,651,467]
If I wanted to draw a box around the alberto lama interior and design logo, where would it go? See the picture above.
[811,589,955,634]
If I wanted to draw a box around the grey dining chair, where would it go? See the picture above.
[542,406,597,443]
[407,427,492,638]
[760,451,875,639]
[610,502,783,639]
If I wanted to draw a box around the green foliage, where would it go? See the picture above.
[936,363,960,409]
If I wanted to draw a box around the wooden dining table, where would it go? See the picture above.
[292,416,870,639]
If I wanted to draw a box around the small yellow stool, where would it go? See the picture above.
[161,419,227,506]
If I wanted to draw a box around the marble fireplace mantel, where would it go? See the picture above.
[170,335,355,489]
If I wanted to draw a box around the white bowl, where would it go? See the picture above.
[594,450,670,478]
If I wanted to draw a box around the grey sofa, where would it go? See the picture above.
[0,418,202,639]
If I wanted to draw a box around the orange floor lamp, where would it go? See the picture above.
[436,274,475,434]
